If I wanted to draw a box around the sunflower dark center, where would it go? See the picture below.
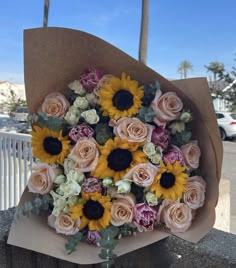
[107,148,133,171]
[112,89,134,111]
[43,137,62,155]
[83,200,104,220]
[160,172,176,189]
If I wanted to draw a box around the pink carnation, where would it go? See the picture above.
[163,145,185,166]
[79,68,103,92]
[87,230,101,244]
[82,177,102,193]
[151,127,171,150]
[69,124,95,142]
[134,203,157,232]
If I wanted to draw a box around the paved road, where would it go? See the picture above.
[215,141,236,234]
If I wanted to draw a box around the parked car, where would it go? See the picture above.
[0,117,26,133]
[216,112,236,140]
[13,106,28,122]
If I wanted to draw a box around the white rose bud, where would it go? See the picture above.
[52,207,62,217]
[66,169,85,184]
[65,106,81,125]
[52,197,67,216]
[54,174,66,185]
[74,96,89,110]
[149,153,162,164]
[60,180,81,197]
[67,196,78,207]
[115,180,131,193]
[68,80,86,95]
[86,93,97,107]
[81,109,99,125]
[180,112,192,123]
[102,177,113,188]
[50,190,61,201]
[143,142,156,156]
[168,121,185,134]
[145,192,158,206]
[63,158,76,174]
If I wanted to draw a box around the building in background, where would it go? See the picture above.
[209,80,233,112]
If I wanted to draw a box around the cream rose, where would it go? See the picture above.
[68,80,86,95]
[183,176,206,209]
[151,90,183,126]
[28,163,62,194]
[123,163,158,187]
[68,138,99,172]
[48,213,81,235]
[158,199,193,233]
[111,194,136,226]
[39,92,70,118]
[81,109,99,125]
[111,117,154,144]
[181,142,201,170]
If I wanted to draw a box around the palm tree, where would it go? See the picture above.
[205,61,225,81]
[43,0,50,27]
[177,60,193,79]
[139,0,149,64]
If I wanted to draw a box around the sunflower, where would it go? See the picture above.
[69,192,112,231]
[150,161,188,199]
[31,126,70,164]
[98,73,144,120]
[92,137,147,182]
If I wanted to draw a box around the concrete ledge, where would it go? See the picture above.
[1,208,236,267]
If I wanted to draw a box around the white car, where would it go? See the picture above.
[216,112,236,140]
[13,107,28,122]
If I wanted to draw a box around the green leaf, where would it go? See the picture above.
[100,226,119,238]
[99,238,118,250]
[137,107,155,123]
[171,130,192,147]
[142,81,160,106]
[99,249,117,260]
[65,232,83,255]
[95,123,113,145]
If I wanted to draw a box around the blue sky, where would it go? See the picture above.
[0,0,235,83]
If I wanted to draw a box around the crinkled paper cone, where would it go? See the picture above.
[8,27,223,264]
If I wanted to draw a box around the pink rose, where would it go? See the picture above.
[39,92,70,118]
[87,230,101,244]
[158,199,193,233]
[111,117,154,144]
[123,163,158,187]
[69,138,99,172]
[183,176,206,209]
[151,90,183,126]
[134,203,157,232]
[111,194,136,226]
[48,213,80,235]
[94,74,114,96]
[69,124,95,142]
[181,142,201,170]
[82,177,102,193]
[28,163,62,195]
[151,127,171,150]
[79,68,103,92]
[163,145,185,166]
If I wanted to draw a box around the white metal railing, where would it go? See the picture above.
[0,131,33,210]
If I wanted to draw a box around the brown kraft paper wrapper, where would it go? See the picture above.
[7,27,223,265]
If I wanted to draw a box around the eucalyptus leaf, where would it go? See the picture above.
[65,232,83,255]
[95,123,113,145]
[137,107,155,123]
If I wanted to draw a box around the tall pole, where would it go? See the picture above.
[43,0,50,27]
[139,0,149,64]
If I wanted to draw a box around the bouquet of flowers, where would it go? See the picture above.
[8,27,222,265]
